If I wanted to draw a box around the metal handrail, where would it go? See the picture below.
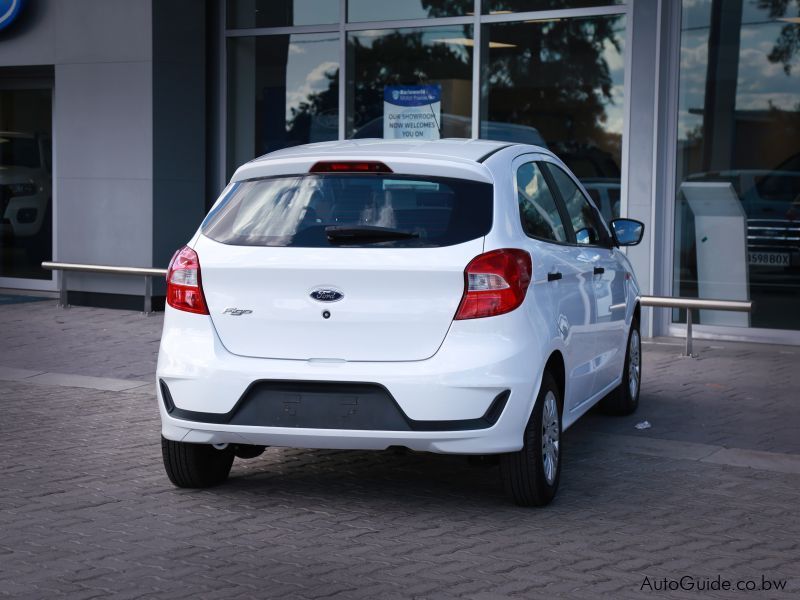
[640,295,753,357]
[39,262,755,348]
[41,261,167,315]
[42,262,167,277]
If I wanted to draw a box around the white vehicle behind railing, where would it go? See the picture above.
[0,131,52,243]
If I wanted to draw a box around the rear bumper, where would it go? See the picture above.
[157,306,546,454]
[160,379,510,432]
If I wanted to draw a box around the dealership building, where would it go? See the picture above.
[1,0,798,344]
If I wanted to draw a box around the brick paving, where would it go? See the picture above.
[578,339,800,455]
[0,300,161,381]
[0,299,799,598]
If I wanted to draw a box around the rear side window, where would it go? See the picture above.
[516,161,567,243]
[202,174,493,248]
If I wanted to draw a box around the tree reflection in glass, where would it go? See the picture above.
[481,16,626,187]
[346,27,474,138]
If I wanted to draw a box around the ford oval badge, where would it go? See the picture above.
[310,288,343,303]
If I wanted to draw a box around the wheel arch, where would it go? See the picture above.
[543,350,566,415]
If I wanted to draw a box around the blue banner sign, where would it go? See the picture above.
[383,85,442,140]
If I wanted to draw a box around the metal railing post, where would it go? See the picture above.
[639,295,753,357]
[685,308,693,357]
[144,275,153,315]
[58,271,69,309]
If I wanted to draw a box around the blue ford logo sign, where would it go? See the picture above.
[310,288,344,303]
[0,0,25,32]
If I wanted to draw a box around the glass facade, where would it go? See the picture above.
[226,0,338,28]
[481,15,626,220]
[674,0,800,330]
[348,0,472,23]
[226,33,339,178]
[347,27,474,139]
[219,0,800,341]
[0,87,52,280]
[483,0,624,13]
[3,0,796,340]
[224,4,625,202]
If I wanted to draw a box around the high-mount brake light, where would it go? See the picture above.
[166,246,209,315]
[454,249,532,320]
[309,161,393,174]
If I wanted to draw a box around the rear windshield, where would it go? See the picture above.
[201,174,493,248]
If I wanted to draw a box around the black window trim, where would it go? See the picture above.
[477,143,517,164]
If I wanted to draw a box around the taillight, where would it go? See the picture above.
[455,249,532,320]
[166,246,209,315]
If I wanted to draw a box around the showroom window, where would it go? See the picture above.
[226,0,338,28]
[346,26,473,139]
[348,0,472,23]
[673,0,800,331]
[223,1,627,204]
[226,33,339,178]
[0,75,53,281]
[483,0,623,13]
[480,14,626,217]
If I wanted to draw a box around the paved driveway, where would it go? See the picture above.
[0,300,798,599]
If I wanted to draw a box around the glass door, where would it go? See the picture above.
[0,70,54,287]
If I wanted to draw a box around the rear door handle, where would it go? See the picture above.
[547,272,562,282]
[593,266,605,275]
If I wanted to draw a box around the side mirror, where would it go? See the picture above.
[610,218,644,246]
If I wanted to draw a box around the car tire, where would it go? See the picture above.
[600,319,641,416]
[500,371,562,507]
[161,436,235,488]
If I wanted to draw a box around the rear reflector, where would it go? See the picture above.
[166,246,209,315]
[309,161,393,174]
[455,249,532,320]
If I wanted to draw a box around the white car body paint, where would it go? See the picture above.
[157,139,641,454]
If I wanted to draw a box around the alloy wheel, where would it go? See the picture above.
[541,391,560,485]
[628,328,641,399]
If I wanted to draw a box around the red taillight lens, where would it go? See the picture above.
[454,249,532,320]
[309,161,393,173]
[166,246,209,315]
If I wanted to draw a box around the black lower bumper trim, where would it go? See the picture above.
[160,379,509,432]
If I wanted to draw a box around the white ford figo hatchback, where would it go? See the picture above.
[157,139,645,506]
